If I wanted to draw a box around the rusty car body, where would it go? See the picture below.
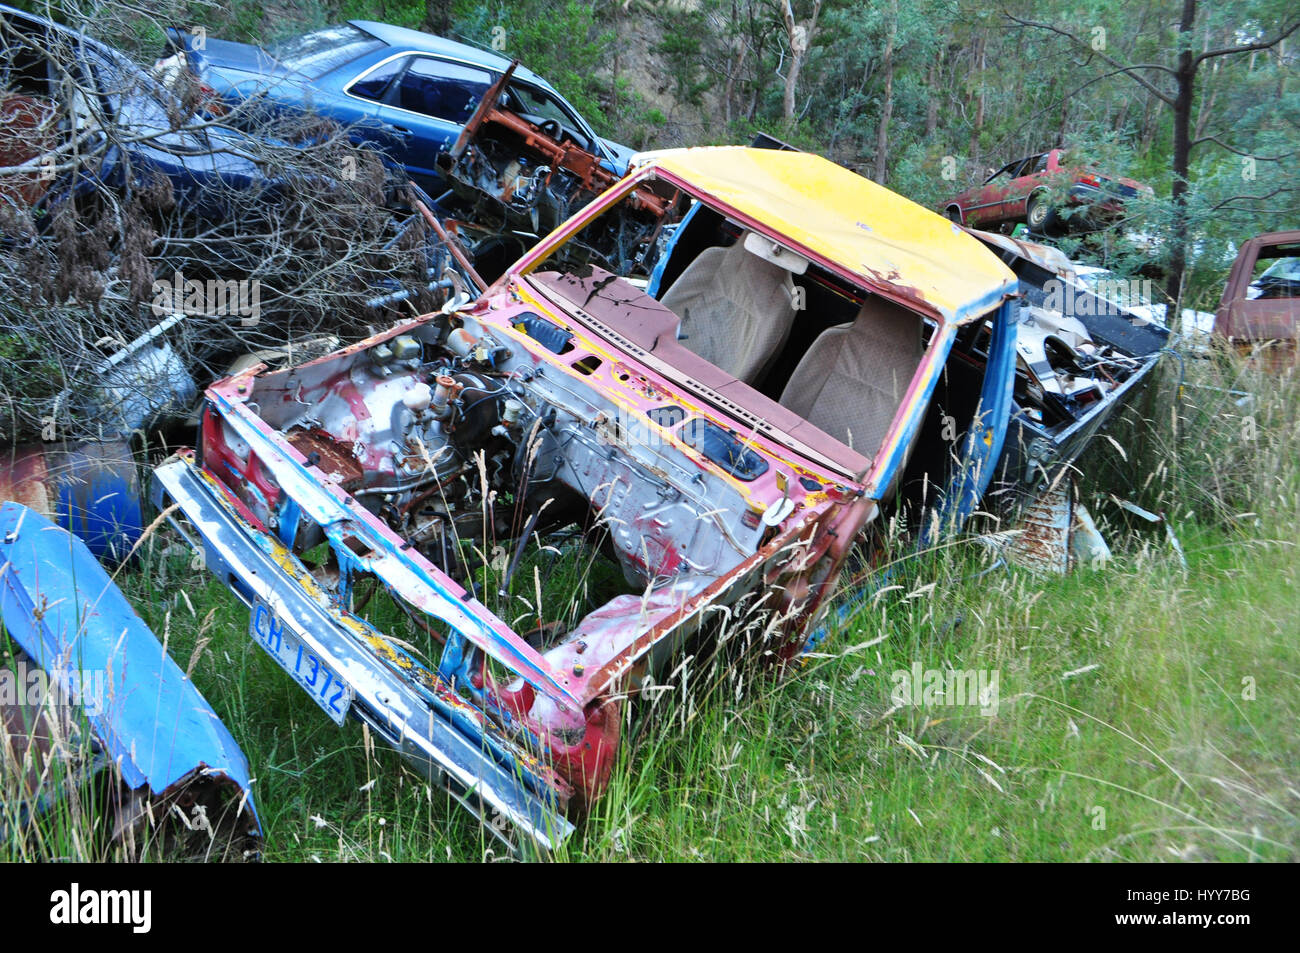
[151,146,1024,848]
[430,63,640,281]
[1214,229,1300,371]
[941,148,1153,235]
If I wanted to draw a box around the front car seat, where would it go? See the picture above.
[778,295,924,458]
[660,235,798,385]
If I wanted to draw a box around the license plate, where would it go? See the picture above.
[250,600,353,724]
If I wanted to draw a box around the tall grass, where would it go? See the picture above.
[4,341,1295,861]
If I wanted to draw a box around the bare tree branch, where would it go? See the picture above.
[1003,12,1178,105]
[1206,186,1294,213]
[1190,135,1290,161]
[1195,19,1300,64]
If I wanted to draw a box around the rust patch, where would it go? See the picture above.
[288,428,365,488]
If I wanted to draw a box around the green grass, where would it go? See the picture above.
[4,345,1298,861]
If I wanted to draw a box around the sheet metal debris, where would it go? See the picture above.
[0,502,260,858]
[0,441,143,563]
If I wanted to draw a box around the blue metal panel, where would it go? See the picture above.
[920,297,1018,544]
[50,442,145,564]
[646,202,702,299]
[0,502,259,830]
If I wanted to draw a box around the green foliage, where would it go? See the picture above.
[451,0,613,133]
[654,10,711,106]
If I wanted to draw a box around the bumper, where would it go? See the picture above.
[151,454,574,851]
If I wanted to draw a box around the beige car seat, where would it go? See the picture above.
[660,235,798,385]
[778,295,924,456]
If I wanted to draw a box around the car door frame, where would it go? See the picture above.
[1000,151,1051,221]
[964,157,1028,226]
[340,49,614,180]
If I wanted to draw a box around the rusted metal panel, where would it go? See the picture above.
[0,441,142,563]
[1216,230,1300,346]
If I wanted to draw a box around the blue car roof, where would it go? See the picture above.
[347,20,551,89]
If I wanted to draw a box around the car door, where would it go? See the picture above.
[367,55,495,189]
[965,158,1027,226]
[334,53,410,158]
[1000,152,1050,221]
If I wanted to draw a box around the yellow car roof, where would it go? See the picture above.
[637,147,1017,324]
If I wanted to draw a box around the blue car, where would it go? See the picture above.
[157,21,634,197]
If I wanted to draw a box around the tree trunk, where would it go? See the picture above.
[968,33,986,162]
[874,14,895,184]
[781,0,821,124]
[1167,0,1197,309]
[925,56,940,138]
[1057,78,1069,146]
[724,38,747,126]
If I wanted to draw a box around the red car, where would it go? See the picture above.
[1215,230,1300,372]
[941,148,1152,234]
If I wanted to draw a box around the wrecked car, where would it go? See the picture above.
[0,3,461,316]
[158,22,635,283]
[941,148,1153,235]
[1214,229,1300,371]
[967,229,1170,570]
[0,3,299,219]
[152,146,1022,848]
[157,21,631,196]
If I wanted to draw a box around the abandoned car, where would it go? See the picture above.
[152,146,1028,848]
[967,229,1171,570]
[156,21,632,196]
[1215,229,1300,371]
[941,148,1152,235]
[0,3,301,219]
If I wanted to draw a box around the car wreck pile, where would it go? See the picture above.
[0,11,1224,857]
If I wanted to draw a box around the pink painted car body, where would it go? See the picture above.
[152,147,1019,848]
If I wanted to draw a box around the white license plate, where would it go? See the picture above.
[250,600,353,724]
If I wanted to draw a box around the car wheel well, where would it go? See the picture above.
[1025,191,1056,231]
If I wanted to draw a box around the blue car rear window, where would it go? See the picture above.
[349,56,406,101]
[267,24,384,80]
